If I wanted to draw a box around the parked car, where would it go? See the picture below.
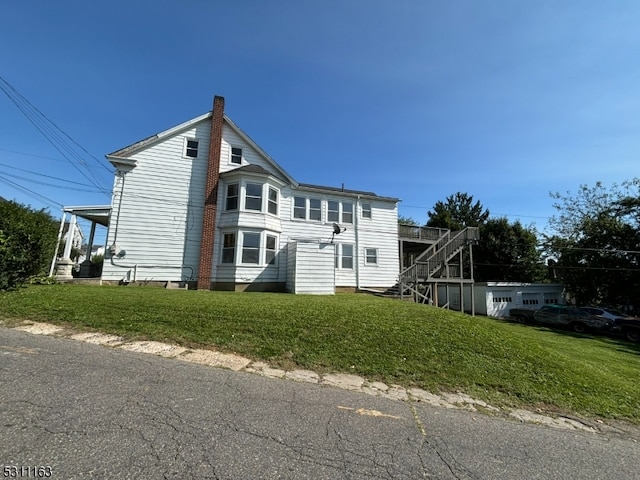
[508,308,537,324]
[581,307,640,342]
[533,305,612,333]
[580,307,628,321]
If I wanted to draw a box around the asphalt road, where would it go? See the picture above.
[1,327,638,479]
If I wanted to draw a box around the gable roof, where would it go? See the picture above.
[105,105,398,203]
[105,112,297,186]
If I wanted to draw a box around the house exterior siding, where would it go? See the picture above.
[102,101,399,291]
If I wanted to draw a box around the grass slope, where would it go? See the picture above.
[1,285,639,422]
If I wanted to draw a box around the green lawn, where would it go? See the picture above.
[2,284,639,423]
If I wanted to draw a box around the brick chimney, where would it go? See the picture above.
[197,95,225,290]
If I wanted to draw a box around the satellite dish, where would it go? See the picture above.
[331,223,346,243]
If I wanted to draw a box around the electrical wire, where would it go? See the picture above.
[0,174,62,209]
[0,76,113,196]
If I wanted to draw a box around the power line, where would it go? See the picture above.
[0,162,103,188]
[0,170,104,193]
[0,76,112,196]
[0,174,62,209]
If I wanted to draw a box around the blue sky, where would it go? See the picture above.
[1,1,639,244]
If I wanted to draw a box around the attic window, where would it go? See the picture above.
[185,139,199,158]
[231,147,242,164]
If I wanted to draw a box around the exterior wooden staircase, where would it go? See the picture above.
[394,226,480,312]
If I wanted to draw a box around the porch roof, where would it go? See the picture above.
[63,205,111,227]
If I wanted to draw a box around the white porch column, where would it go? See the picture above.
[62,214,77,259]
[56,214,76,280]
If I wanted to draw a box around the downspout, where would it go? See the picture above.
[355,196,361,291]
[111,171,126,249]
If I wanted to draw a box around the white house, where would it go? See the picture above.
[100,96,400,293]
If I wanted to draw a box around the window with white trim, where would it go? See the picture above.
[184,139,199,158]
[362,202,372,219]
[222,233,236,264]
[241,232,260,264]
[309,198,321,221]
[327,200,339,222]
[225,183,239,211]
[293,196,306,219]
[335,244,354,269]
[231,147,242,164]
[293,196,322,221]
[266,235,277,265]
[365,248,378,265]
[342,202,353,224]
[268,187,278,215]
[245,183,263,211]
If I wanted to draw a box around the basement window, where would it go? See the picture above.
[185,139,199,158]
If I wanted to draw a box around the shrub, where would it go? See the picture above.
[0,200,58,290]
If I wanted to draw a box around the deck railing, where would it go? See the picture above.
[398,224,450,242]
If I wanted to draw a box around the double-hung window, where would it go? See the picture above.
[327,200,339,222]
[293,196,322,221]
[231,147,242,164]
[266,235,277,265]
[335,244,354,269]
[245,183,263,211]
[341,202,353,224]
[222,233,236,264]
[225,184,239,211]
[184,139,199,158]
[365,248,378,265]
[309,198,321,221]
[241,232,260,264]
[268,187,278,215]
[293,196,306,219]
[362,203,372,219]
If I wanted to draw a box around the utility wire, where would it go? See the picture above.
[0,174,62,209]
[0,170,104,193]
[0,162,103,188]
[0,76,112,196]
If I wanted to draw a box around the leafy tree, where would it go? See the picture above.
[0,200,58,290]
[475,218,546,282]
[546,179,640,307]
[425,193,543,282]
[426,192,489,230]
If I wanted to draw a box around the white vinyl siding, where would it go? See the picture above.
[102,121,211,283]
